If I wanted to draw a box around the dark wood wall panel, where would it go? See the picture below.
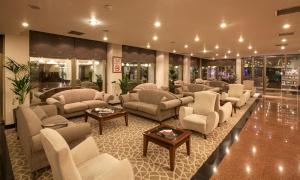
[202,59,236,66]
[191,57,200,67]
[30,31,107,60]
[169,53,184,66]
[122,45,156,63]
[74,38,107,60]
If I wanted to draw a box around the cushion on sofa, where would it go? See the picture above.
[19,106,42,136]
[137,102,158,115]
[33,106,48,120]
[139,90,164,105]
[43,115,69,124]
[93,91,104,100]
[82,100,107,109]
[130,93,139,101]
[123,102,140,110]
[64,102,88,114]
[55,95,66,104]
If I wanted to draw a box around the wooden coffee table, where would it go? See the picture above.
[143,125,192,171]
[85,107,128,135]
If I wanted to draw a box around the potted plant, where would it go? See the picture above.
[112,76,130,95]
[4,57,31,130]
[95,74,103,91]
[169,67,178,93]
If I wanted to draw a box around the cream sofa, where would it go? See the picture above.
[16,105,91,172]
[175,84,220,97]
[40,128,134,180]
[179,91,219,139]
[120,89,193,122]
[46,88,113,118]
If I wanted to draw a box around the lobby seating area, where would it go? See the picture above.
[1,1,299,179]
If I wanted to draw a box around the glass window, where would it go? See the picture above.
[30,57,72,90]
[190,59,200,83]
[169,64,183,81]
[122,62,155,83]
[266,56,284,89]
[253,56,264,89]
[242,57,253,80]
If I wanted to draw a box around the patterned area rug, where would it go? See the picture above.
[5,98,257,180]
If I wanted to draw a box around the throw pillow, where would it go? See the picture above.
[55,95,66,104]
[32,106,48,120]
[94,91,104,100]
[130,93,140,101]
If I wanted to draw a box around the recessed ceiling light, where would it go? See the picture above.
[22,22,29,27]
[88,17,100,26]
[248,45,253,50]
[203,48,207,53]
[215,45,219,49]
[254,50,258,54]
[154,21,161,28]
[103,36,108,41]
[194,36,200,42]
[152,35,158,41]
[220,22,227,29]
[173,49,176,53]
[281,46,285,50]
[212,57,215,60]
[190,53,194,56]
[281,38,287,42]
[216,53,219,56]
[224,54,227,59]
[146,43,150,49]
[283,23,291,29]
[184,44,188,48]
[238,36,244,43]
[227,50,231,54]
[236,53,240,57]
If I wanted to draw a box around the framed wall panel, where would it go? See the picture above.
[122,45,156,63]
[74,38,107,60]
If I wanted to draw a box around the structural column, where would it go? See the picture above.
[107,44,122,98]
[155,51,169,88]
[236,58,242,84]
[183,56,191,84]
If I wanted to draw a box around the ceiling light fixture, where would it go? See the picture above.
[254,50,258,54]
[194,36,200,42]
[227,50,231,54]
[22,22,29,27]
[88,17,100,26]
[173,49,176,53]
[190,53,194,56]
[203,48,207,53]
[238,36,244,43]
[224,54,227,59]
[283,23,291,29]
[184,44,188,49]
[216,53,219,56]
[103,36,108,41]
[220,22,227,29]
[281,46,285,50]
[281,38,287,42]
[154,21,161,28]
[152,35,158,41]
[248,45,253,50]
[236,53,240,57]
[215,45,219,49]
[146,43,151,49]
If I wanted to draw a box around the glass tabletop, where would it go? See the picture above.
[151,126,184,140]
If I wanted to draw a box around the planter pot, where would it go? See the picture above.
[13,106,19,132]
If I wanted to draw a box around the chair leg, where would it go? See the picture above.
[203,134,207,139]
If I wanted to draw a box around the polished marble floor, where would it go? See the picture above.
[211,95,300,180]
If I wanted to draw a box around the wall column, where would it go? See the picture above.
[107,44,122,99]
[236,58,242,84]
[4,33,30,125]
[183,56,191,84]
[155,51,169,88]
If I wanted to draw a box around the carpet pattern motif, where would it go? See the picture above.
[5,98,256,180]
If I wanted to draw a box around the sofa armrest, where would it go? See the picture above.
[206,112,219,134]
[56,123,91,143]
[160,99,181,110]
[71,137,99,166]
[179,96,194,105]
[98,159,134,180]
[179,106,193,121]
[219,102,232,123]
[41,105,58,117]
[104,93,114,102]
[46,98,64,115]
[120,94,130,105]
[221,92,228,100]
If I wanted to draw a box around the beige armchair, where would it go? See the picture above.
[209,91,232,124]
[243,80,256,97]
[179,91,219,139]
[40,128,134,180]
[221,84,248,108]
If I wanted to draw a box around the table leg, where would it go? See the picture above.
[125,114,128,126]
[234,105,237,114]
[169,147,176,171]
[84,113,88,122]
[99,119,103,135]
[143,136,148,157]
[186,137,190,156]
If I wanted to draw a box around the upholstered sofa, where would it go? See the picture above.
[120,89,193,122]
[16,105,92,172]
[46,88,113,118]
[132,83,168,92]
[175,84,220,97]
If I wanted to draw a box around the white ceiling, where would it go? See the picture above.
[0,0,300,58]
